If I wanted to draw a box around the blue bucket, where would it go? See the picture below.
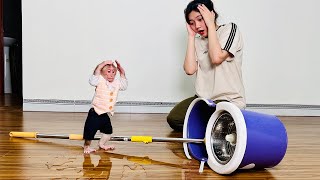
[183,98,288,174]
[239,109,288,169]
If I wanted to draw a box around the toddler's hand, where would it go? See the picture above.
[104,60,113,65]
[115,60,125,76]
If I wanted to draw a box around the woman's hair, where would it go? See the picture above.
[184,0,219,24]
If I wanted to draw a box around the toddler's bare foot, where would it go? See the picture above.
[84,146,96,154]
[99,144,115,151]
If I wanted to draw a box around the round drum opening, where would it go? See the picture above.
[210,112,236,164]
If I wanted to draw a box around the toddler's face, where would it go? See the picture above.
[101,65,117,82]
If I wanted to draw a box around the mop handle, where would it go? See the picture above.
[114,136,204,143]
[9,131,204,143]
[9,132,84,140]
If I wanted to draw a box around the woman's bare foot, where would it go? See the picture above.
[84,146,96,154]
[99,144,115,151]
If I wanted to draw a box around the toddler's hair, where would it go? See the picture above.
[102,64,116,71]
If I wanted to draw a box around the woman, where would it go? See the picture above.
[167,0,246,131]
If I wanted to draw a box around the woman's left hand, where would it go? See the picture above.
[197,4,215,28]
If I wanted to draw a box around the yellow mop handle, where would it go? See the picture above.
[131,136,153,143]
[9,132,37,138]
[69,134,83,140]
[9,132,202,144]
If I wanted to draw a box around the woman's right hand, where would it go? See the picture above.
[186,23,196,37]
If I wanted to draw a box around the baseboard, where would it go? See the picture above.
[23,99,175,114]
[246,104,320,116]
[23,99,320,116]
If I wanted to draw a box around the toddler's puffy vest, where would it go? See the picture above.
[92,77,119,116]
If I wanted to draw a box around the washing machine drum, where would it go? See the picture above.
[210,112,236,165]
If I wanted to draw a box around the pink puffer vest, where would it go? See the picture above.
[92,77,120,116]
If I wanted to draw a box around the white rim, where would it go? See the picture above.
[183,98,214,160]
[205,102,247,174]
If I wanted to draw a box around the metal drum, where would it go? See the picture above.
[183,98,288,174]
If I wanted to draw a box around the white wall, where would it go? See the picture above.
[23,0,194,103]
[22,0,320,113]
[214,0,319,105]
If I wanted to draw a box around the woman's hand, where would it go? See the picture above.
[186,23,196,37]
[197,4,215,28]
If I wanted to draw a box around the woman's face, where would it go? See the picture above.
[188,10,208,37]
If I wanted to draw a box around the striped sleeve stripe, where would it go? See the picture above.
[223,23,237,51]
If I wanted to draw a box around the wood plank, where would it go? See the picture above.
[1,95,320,179]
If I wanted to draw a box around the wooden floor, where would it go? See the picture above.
[0,95,320,179]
